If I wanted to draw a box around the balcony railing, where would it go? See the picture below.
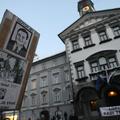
[89,66,120,81]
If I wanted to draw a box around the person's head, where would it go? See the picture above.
[15,28,28,45]
[8,57,16,70]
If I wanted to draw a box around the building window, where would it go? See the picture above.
[90,55,118,73]
[83,35,93,47]
[70,35,80,51]
[40,76,48,87]
[64,70,69,81]
[99,57,108,70]
[52,73,59,84]
[98,30,108,42]
[31,94,36,106]
[66,85,72,101]
[108,57,118,68]
[72,40,79,50]
[112,26,120,37]
[74,61,87,81]
[53,88,61,103]
[76,65,85,79]
[91,62,99,73]
[90,57,108,72]
[41,90,47,104]
[31,79,37,90]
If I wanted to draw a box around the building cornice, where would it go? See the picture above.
[32,51,66,66]
[58,8,120,43]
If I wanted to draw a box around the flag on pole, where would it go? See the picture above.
[107,70,119,83]
[96,75,107,91]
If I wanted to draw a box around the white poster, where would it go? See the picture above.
[0,50,27,109]
[0,9,40,110]
[100,106,120,117]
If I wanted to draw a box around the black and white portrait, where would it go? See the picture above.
[0,50,26,84]
[6,22,32,57]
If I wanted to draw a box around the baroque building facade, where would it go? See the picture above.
[21,51,74,120]
[59,0,120,119]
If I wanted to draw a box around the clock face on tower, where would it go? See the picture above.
[82,6,90,12]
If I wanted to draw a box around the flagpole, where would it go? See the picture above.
[106,69,117,83]
[105,69,109,83]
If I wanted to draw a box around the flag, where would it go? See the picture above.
[107,70,120,83]
[96,75,107,91]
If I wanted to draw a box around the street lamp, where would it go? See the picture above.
[107,90,118,97]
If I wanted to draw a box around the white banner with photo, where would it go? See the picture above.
[0,50,27,110]
[0,9,39,110]
[100,106,120,117]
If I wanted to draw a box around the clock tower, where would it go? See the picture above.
[78,0,95,16]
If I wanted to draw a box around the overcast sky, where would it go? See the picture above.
[0,0,120,59]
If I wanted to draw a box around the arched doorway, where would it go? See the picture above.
[75,87,99,118]
[40,110,50,120]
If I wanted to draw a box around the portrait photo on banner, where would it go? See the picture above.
[6,22,32,58]
[0,50,26,84]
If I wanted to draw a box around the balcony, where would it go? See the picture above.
[89,66,120,81]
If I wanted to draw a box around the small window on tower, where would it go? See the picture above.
[82,6,90,12]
